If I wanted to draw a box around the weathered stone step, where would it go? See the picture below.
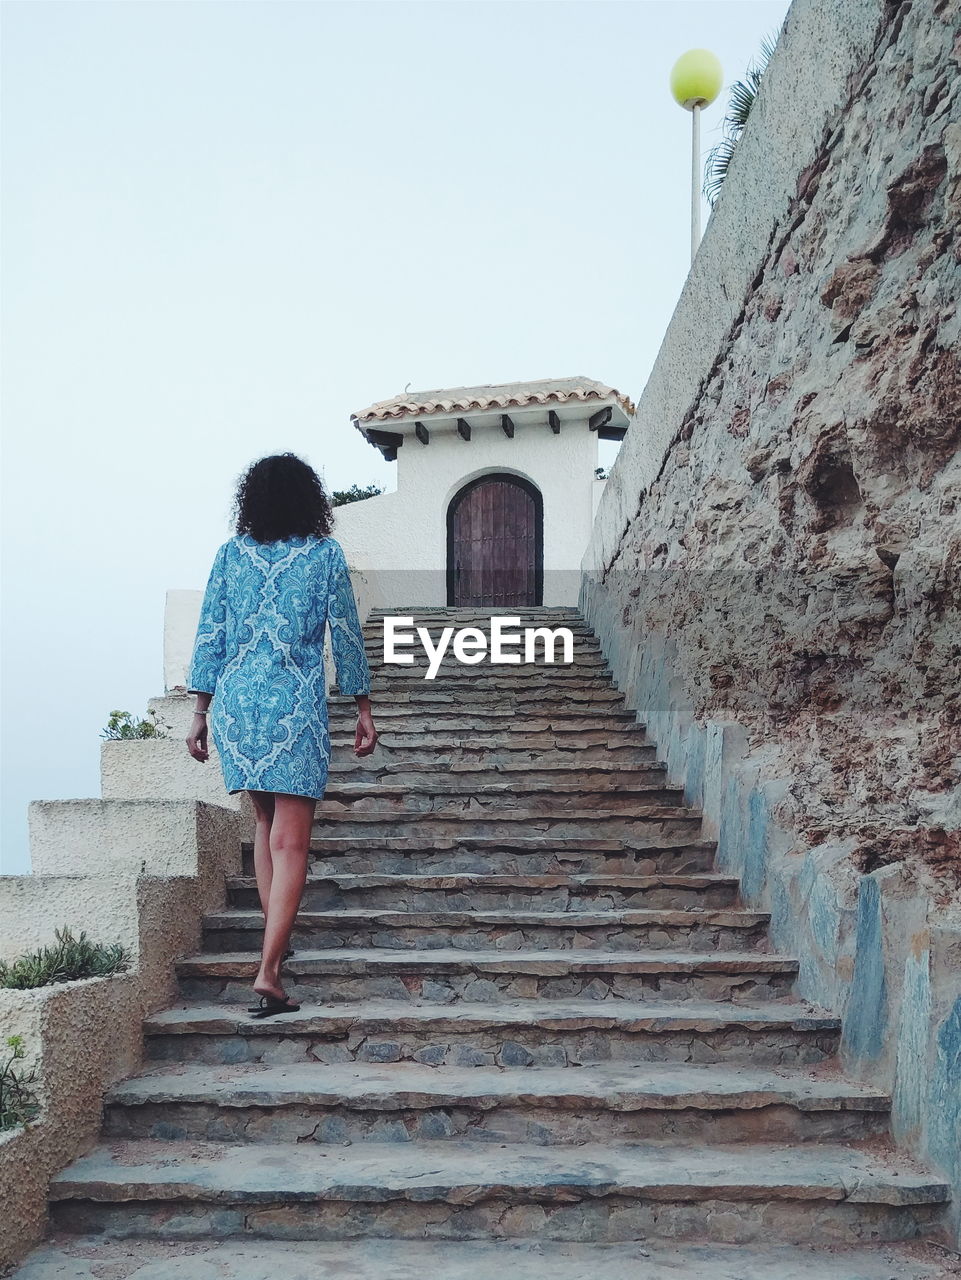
[325,760,665,787]
[144,997,843,1070]
[312,801,699,828]
[332,703,638,722]
[319,782,686,814]
[362,649,605,668]
[201,906,770,954]
[308,806,703,843]
[327,733,654,760]
[103,1060,891,1145]
[358,665,611,686]
[48,1138,949,1244]
[285,836,718,877]
[324,773,673,795]
[9,1238,956,1280]
[327,709,639,732]
[364,647,606,666]
[362,683,618,700]
[365,608,589,624]
[332,688,624,707]
[176,948,798,1005]
[226,871,741,912]
[328,717,640,739]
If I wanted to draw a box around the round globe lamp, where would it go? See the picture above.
[670,48,723,263]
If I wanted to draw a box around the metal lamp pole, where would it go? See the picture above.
[670,49,723,265]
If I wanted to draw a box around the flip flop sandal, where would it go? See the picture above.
[245,950,297,1011]
[248,992,301,1018]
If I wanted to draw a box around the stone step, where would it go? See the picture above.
[364,647,606,665]
[364,655,609,672]
[318,782,686,813]
[351,677,615,695]
[48,1138,950,1245]
[307,806,704,843]
[331,688,625,707]
[324,772,674,795]
[144,997,843,1070]
[328,719,639,741]
[9,1239,958,1280]
[331,704,639,723]
[324,760,665,787]
[359,669,612,688]
[175,948,798,1006]
[282,837,718,877]
[363,611,591,627]
[328,709,639,731]
[226,871,742,912]
[201,907,770,954]
[103,1060,891,1146]
[327,733,655,760]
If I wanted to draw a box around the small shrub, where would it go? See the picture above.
[0,1036,40,1131]
[0,928,129,990]
[101,708,169,740]
[331,483,385,507]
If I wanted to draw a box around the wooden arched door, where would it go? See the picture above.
[447,474,543,607]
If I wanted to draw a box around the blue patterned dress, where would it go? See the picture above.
[186,534,371,799]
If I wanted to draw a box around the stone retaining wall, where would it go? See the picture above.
[581,0,960,1242]
[0,798,240,1268]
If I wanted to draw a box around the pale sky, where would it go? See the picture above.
[1,0,790,874]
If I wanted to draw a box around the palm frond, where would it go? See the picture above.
[702,28,781,207]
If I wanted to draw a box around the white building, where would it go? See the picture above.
[163,376,632,691]
[334,376,633,609]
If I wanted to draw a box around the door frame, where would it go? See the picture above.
[445,472,544,607]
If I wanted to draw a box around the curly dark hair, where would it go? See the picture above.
[231,453,335,543]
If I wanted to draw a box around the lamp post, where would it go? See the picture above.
[670,49,723,264]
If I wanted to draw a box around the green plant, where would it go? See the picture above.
[331,483,385,507]
[0,1036,40,1131]
[0,928,129,990]
[703,32,780,209]
[100,708,168,740]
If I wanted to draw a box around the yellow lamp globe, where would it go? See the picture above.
[670,49,723,110]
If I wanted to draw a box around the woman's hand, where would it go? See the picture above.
[354,704,378,757]
[186,712,210,762]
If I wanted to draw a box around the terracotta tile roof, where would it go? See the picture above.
[352,377,635,423]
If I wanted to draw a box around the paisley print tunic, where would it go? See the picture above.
[186,533,370,799]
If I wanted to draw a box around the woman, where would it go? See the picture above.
[185,452,377,1017]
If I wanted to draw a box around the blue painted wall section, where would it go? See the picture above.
[930,998,961,1191]
[742,787,769,903]
[892,948,931,1145]
[841,875,888,1063]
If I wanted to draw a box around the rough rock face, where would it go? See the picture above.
[597,0,959,903]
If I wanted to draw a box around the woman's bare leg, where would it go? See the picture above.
[249,790,276,918]
[254,792,317,1000]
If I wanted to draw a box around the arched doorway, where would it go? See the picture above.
[447,474,543,607]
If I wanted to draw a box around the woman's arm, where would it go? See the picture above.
[186,544,227,762]
[327,542,377,758]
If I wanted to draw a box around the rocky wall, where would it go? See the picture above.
[581,0,960,1241]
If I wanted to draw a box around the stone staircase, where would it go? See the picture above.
[34,608,951,1271]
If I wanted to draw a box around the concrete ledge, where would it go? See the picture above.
[0,800,242,1268]
[0,975,140,1269]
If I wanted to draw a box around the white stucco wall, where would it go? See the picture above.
[163,411,606,689]
[334,415,601,606]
